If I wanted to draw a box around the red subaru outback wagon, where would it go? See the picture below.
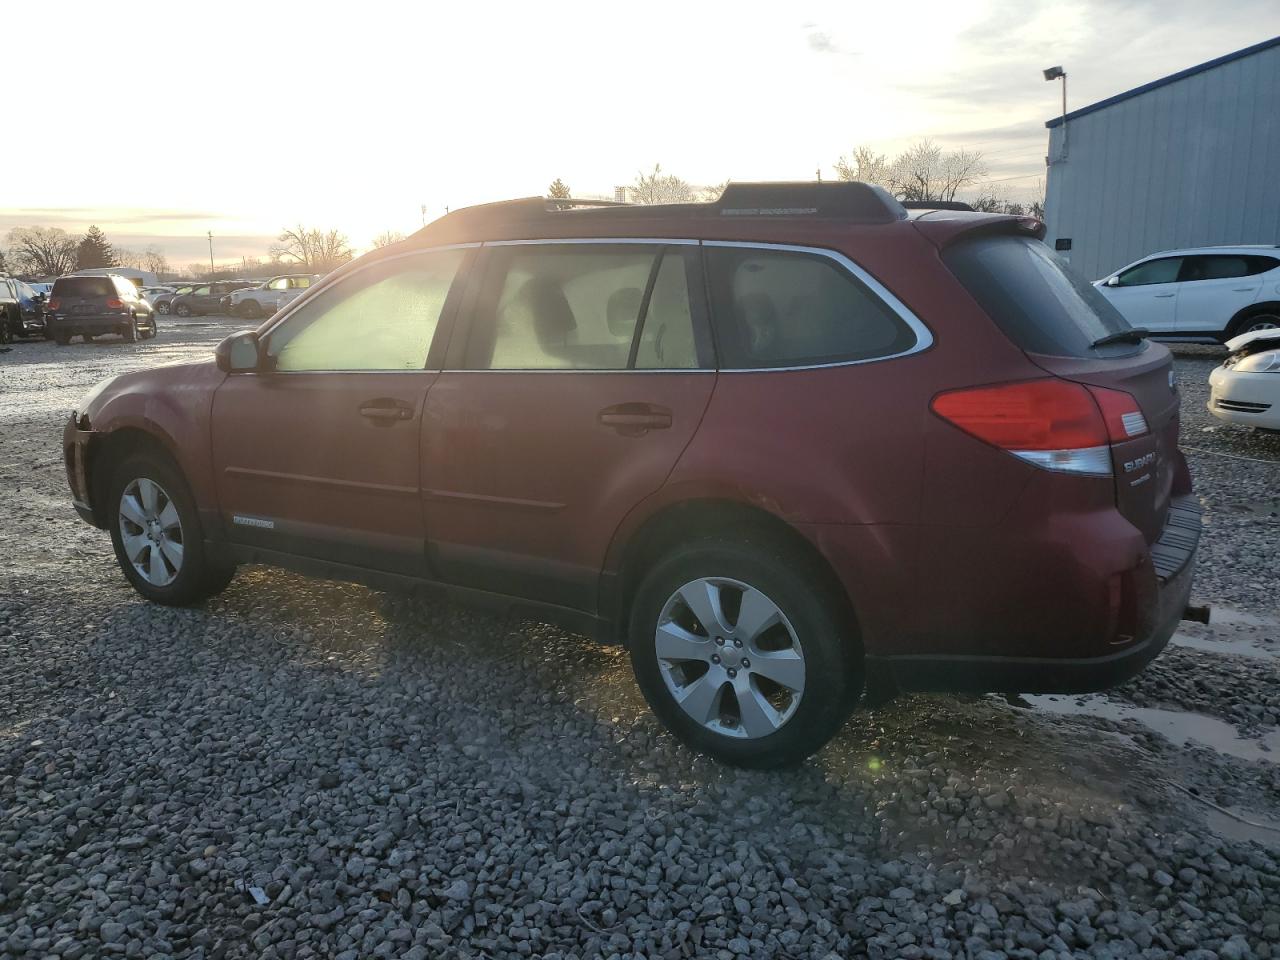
[64,183,1199,767]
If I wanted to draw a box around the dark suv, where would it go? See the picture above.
[62,183,1199,767]
[46,275,157,345]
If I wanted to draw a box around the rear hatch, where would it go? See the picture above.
[938,228,1180,545]
[50,277,116,316]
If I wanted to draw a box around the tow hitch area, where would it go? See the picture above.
[1182,603,1212,624]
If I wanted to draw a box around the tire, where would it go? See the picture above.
[175,303,191,318]
[107,452,235,606]
[144,318,158,339]
[55,332,71,346]
[1225,309,1280,342]
[0,314,11,345]
[627,538,861,769]
[238,299,262,320]
[124,315,139,342]
[157,301,171,315]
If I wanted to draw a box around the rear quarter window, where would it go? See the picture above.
[704,246,918,369]
[943,235,1135,357]
[51,277,115,298]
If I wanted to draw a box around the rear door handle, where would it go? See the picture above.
[1154,293,1176,298]
[359,398,415,422]
[599,402,672,435]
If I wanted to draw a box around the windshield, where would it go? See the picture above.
[944,235,1136,357]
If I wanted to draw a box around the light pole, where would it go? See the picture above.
[207,231,215,278]
[1043,65,1067,161]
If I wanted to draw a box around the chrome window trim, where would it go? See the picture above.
[703,240,934,373]
[482,237,698,247]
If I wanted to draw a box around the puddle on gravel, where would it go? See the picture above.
[1204,806,1280,850]
[1027,695,1280,763]
[1169,606,1280,660]
[1170,631,1280,660]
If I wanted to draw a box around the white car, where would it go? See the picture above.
[1094,246,1280,343]
[1208,328,1280,431]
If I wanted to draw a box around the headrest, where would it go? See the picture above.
[607,287,644,337]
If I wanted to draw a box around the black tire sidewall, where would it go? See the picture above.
[107,453,227,606]
[627,540,860,768]
[1226,311,1280,341]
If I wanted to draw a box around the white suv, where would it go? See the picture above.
[1094,246,1280,343]
[226,274,319,319]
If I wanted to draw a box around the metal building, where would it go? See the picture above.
[1044,36,1280,281]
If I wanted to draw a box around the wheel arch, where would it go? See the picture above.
[1226,300,1280,339]
[85,425,183,527]
[605,497,862,658]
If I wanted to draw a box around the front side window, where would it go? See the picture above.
[1116,257,1182,286]
[705,246,916,369]
[463,244,698,370]
[266,249,466,372]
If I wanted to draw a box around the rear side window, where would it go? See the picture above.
[944,235,1133,357]
[1180,255,1280,281]
[51,277,114,298]
[704,247,916,369]
[463,244,698,370]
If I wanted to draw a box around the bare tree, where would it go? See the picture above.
[6,226,79,276]
[835,139,987,203]
[696,180,730,202]
[142,246,169,275]
[629,164,696,204]
[270,226,353,274]
[372,230,406,249]
[1029,179,1046,220]
[547,178,571,200]
[115,247,143,270]
[833,147,892,189]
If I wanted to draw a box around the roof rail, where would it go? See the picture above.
[414,181,907,242]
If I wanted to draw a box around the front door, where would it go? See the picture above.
[421,241,715,610]
[1100,255,1184,333]
[210,247,472,575]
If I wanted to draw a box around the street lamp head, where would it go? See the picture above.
[1043,65,1065,81]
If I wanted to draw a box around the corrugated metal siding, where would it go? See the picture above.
[1045,43,1280,280]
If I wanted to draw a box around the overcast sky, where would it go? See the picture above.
[4,0,1278,269]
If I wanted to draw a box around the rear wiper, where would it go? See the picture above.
[1091,327,1149,348]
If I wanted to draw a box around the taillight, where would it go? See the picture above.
[931,378,1114,476]
[1088,385,1148,441]
[47,298,61,311]
[106,297,124,309]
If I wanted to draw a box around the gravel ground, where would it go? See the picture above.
[2,329,1278,960]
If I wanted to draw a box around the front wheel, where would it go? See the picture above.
[238,299,262,320]
[174,303,191,317]
[628,539,861,768]
[107,453,236,605]
[156,301,171,315]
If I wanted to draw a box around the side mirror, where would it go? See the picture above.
[215,330,262,373]
[1105,276,1120,287]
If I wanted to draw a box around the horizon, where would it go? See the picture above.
[4,1,1278,272]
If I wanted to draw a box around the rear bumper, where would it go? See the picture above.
[867,495,1201,695]
[50,315,129,335]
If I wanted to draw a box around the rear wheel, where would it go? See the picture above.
[628,539,861,768]
[107,453,235,605]
[156,301,171,315]
[0,313,11,345]
[238,299,262,320]
[55,332,71,346]
[1225,309,1280,342]
[123,315,139,342]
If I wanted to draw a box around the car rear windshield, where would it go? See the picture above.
[943,235,1135,357]
[51,277,115,298]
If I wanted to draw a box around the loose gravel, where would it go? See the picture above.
[2,329,1278,959]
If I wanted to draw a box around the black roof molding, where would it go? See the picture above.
[1046,35,1280,128]
[413,181,908,242]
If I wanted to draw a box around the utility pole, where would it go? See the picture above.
[816,166,822,182]
[207,231,215,278]
[420,204,427,227]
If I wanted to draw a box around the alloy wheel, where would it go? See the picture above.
[118,477,184,586]
[1244,316,1279,333]
[654,577,805,739]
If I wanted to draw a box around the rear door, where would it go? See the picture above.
[210,246,473,575]
[1099,256,1183,332]
[1175,254,1275,334]
[420,240,715,610]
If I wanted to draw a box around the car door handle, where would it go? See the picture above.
[1232,287,1255,292]
[599,402,672,435]
[359,399,414,422]
[1154,293,1176,298]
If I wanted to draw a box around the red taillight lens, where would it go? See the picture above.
[931,378,1117,476]
[932,379,1107,450]
[1087,385,1149,441]
[106,297,124,309]
[47,298,61,310]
